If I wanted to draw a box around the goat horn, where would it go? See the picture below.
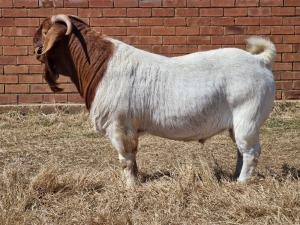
[51,14,72,35]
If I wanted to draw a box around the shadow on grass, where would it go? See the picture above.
[140,171,172,183]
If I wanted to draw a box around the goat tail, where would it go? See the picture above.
[246,36,276,69]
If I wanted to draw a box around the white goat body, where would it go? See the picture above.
[90,36,276,185]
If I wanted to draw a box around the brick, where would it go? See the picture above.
[0,37,14,45]
[0,75,18,83]
[187,18,210,27]
[283,17,300,25]
[273,63,293,71]
[284,91,300,99]
[293,62,300,70]
[43,94,68,103]
[235,17,260,25]
[4,65,28,74]
[5,84,29,93]
[0,85,4,93]
[198,45,220,51]
[3,27,36,37]
[117,36,139,45]
[235,0,259,6]
[225,26,245,35]
[211,0,234,7]
[211,17,234,25]
[281,72,300,80]
[187,0,210,7]
[164,18,186,26]
[176,27,199,36]
[224,8,247,16]
[19,94,43,103]
[272,7,295,15]
[175,8,199,17]
[293,44,300,52]
[152,45,174,54]
[260,17,282,25]
[0,18,14,27]
[282,53,300,62]
[101,27,127,36]
[187,36,211,45]
[151,27,175,35]
[103,8,126,17]
[0,56,16,65]
[0,94,17,104]
[39,0,63,7]
[211,36,235,45]
[284,35,300,43]
[247,26,270,34]
[248,7,271,16]
[297,7,300,15]
[271,26,294,34]
[14,0,38,7]
[163,36,187,45]
[89,0,113,7]
[152,8,174,17]
[15,18,39,27]
[17,56,40,65]
[115,18,139,27]
[3,47,27,56]
[135,45,152,52]
[127,8,152,17]
[64,0,88,7]
[30,84,52,93]
[68,93,83,103]
[174,45,198,54]
[2,9,27,17]
[78,9,102,18]
[275,81,293,90]
[295,26,300,34]
[163,0,186,7]
[139,0,162,7]
[127,27,150,35]
[200,8,223,17]
[294,81,300,89]
[29,65,44,74]
[139,18,164,26]
[200,26,223,35]
[27,8,53,17]
[260,0,283,6]
[0,0,13,7]
[114,0,138,7]
[90,18,116,27]
[53,8,78,15]
[285,0,300,6]
[58,83,77,93]
[275,44,293,53]
[19,75,43,83]
[139,36,162,45]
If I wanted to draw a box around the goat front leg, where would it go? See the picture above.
[108,123,139,187]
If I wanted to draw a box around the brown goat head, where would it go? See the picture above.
[33,14,114,110]
[33,14,74,93]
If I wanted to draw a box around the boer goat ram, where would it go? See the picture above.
[33,14,276,186]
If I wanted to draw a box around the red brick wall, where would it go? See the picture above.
[0,0,300,105]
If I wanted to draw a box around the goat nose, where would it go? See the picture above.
[35,47,43,55]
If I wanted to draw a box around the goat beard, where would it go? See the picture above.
[44,58,63,93]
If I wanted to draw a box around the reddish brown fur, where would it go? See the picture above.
[33,16,114,110]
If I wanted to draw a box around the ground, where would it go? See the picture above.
[0,101,299,225]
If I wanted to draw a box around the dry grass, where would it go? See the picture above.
[0,101,299,225]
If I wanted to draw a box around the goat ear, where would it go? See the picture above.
[42,23,68,55]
